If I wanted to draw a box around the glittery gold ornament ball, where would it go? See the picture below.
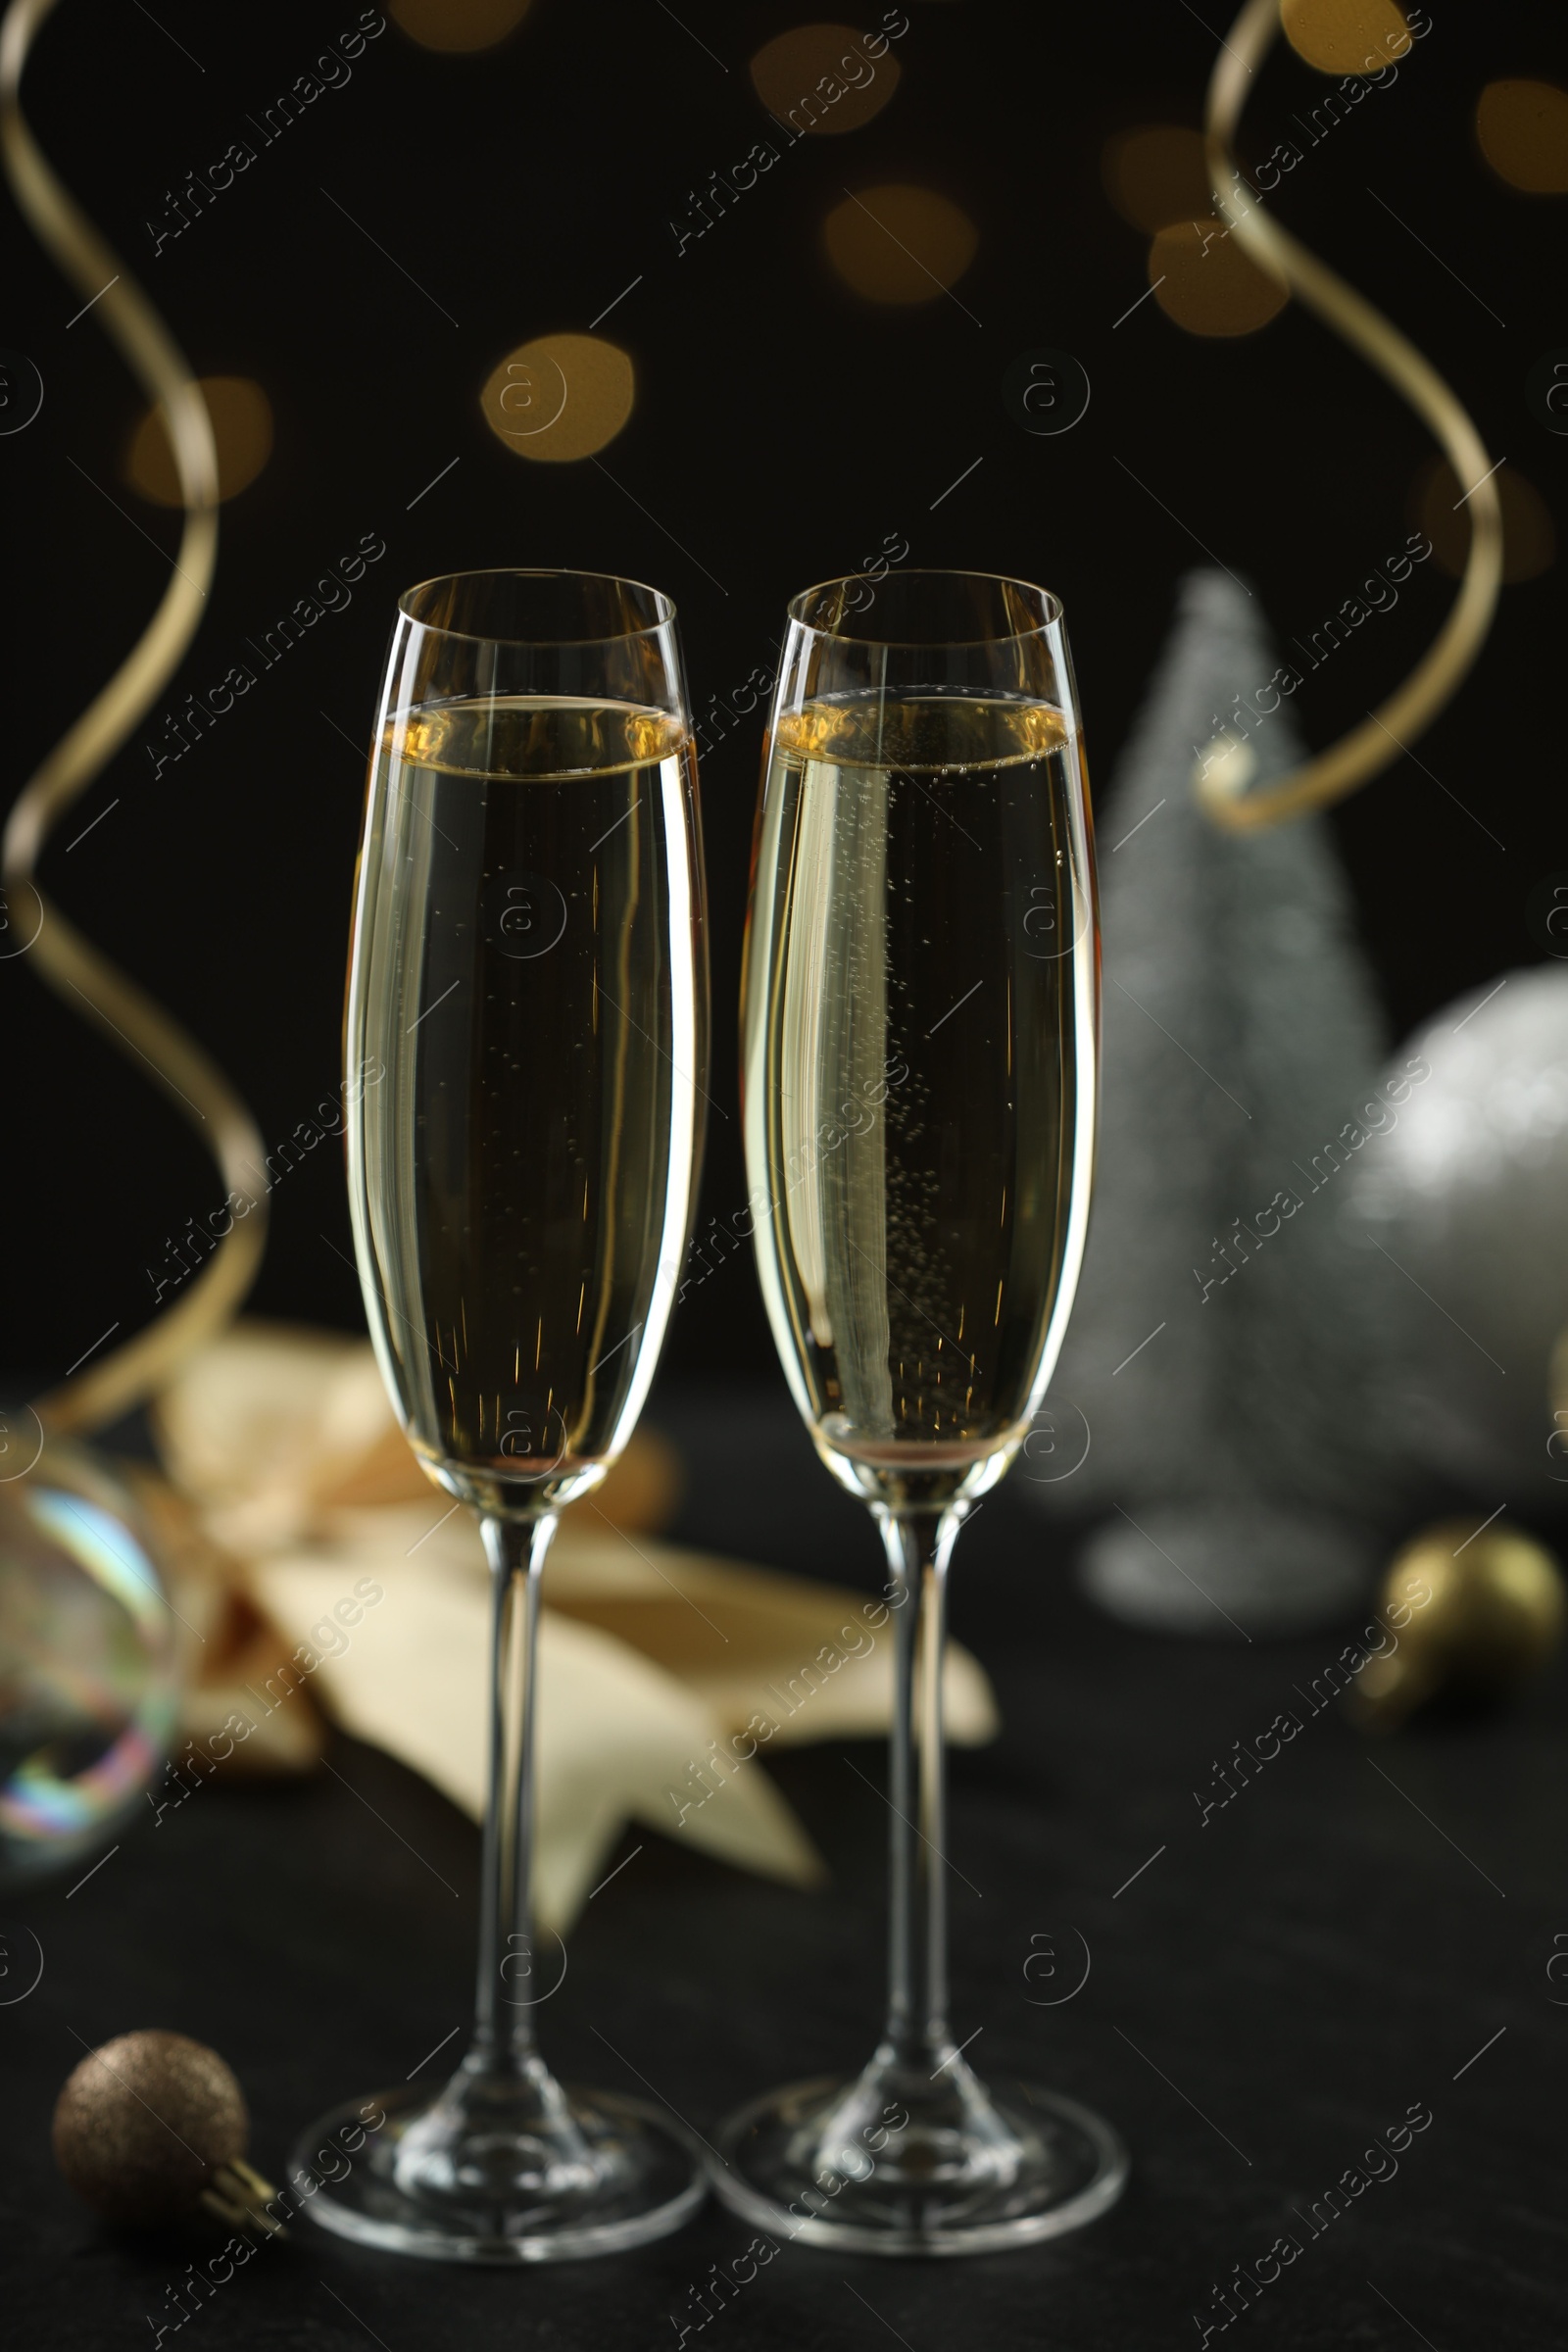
[53,2031,249,2225]
[1351,1523,1565,1728]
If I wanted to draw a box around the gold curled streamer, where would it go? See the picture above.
[1,0,268,1434]
[1195,0,1503,832]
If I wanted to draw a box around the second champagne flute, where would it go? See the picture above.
[292,568,709,2262]
[718,567,1127,2254]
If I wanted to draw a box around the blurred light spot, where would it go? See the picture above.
[1102,125,1211,232]
[1201,737,1257,800]
[389,0,531,51]
[1150,221,1288,337]
[824,185,977,304]
[1414,456,1556,584]
[480,334,634,465]
[1281,0,1411,75]
[749,24,900,134]
[124,374,271,507]
[1476,79,1568,194]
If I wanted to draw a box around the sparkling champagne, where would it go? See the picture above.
[347,696,705,1511]
[742,690,1097,1505]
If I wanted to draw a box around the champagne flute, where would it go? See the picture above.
[716,569,1127,2253]
[292,569,709,2262]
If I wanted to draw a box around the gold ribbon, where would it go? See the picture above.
[1,0,268,1433]
[1196,0,1502,831]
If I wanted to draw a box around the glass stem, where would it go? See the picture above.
[877,1505,965,2073]
[472,1510,558,2072]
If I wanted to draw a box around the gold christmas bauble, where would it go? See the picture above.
[1351,1521,1565,1728]
[53,2031,248,2226]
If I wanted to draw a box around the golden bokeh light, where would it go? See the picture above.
[1102,125,1211,233]
[389,0,531,52]
[1414,457,1555,585]
[823,185,977,304]
[1150,220,1289,337]
[480,334,634,465]
[124,375,272,507]
[749,24,901,134]
[1476,79,1568,194]
[1280,0,1411,75]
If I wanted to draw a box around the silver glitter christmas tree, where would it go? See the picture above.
[1027,570,1415,1635]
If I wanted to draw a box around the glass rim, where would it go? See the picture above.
[396,566,677,648]
[786,566,1063,649]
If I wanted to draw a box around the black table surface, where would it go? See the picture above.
[5,1383,1564,2350]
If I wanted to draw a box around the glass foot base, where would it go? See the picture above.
[712,2064,1128,2256]
[290,2076,706,2263]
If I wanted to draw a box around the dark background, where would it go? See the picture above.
[3,0,1564,1389]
